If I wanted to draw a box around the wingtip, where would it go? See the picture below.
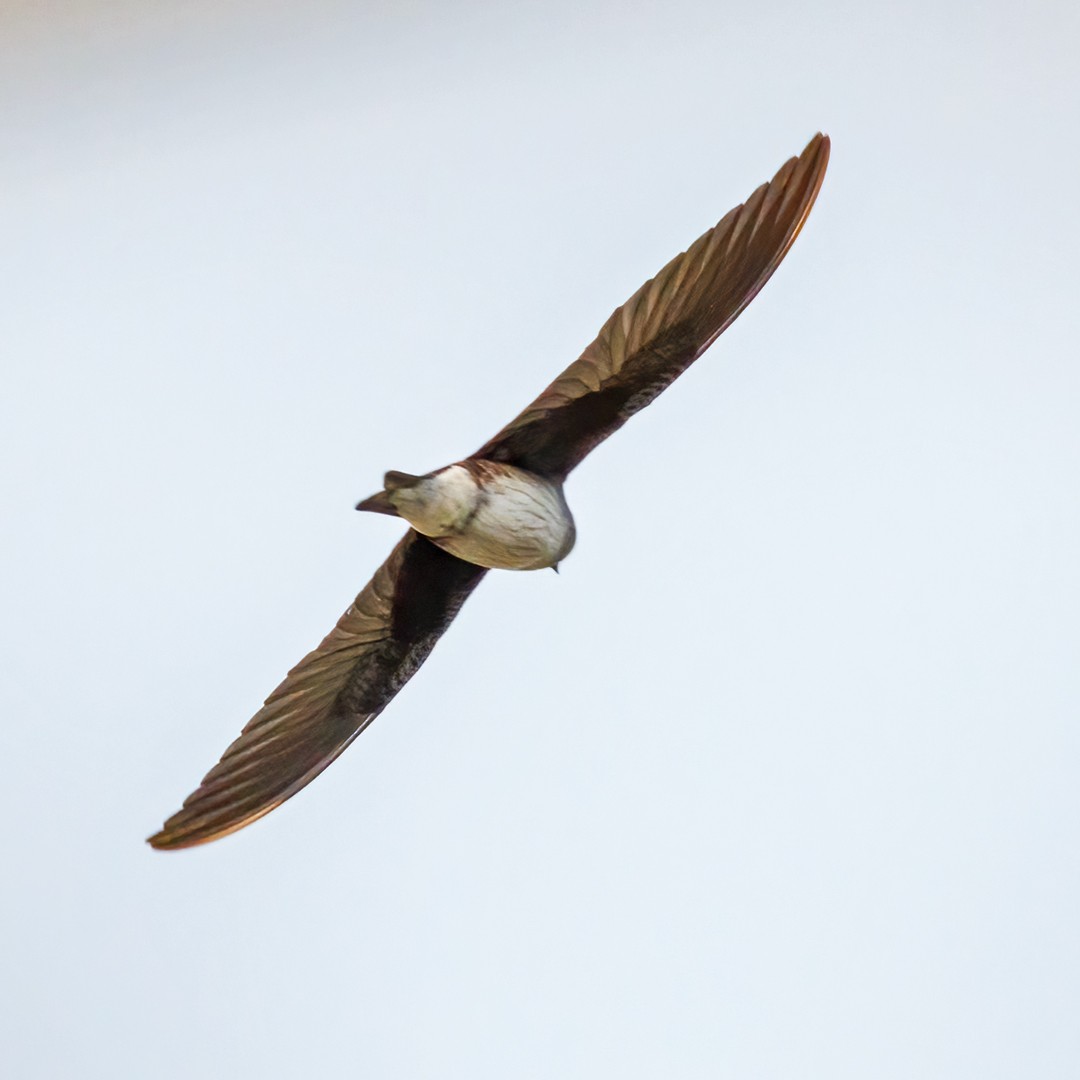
[805,131,831,176]
[803,131,831,209]
[146,806,274,851]
[146,827,188,851]
[146,822,208,851]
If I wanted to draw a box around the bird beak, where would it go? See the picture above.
[355,490,400,516]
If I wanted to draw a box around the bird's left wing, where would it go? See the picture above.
[472,132,829,480]
[148,532,486,850]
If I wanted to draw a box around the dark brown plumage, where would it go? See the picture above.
[474,133,830,479]
[148,133,830,849]
[150,535,485,849]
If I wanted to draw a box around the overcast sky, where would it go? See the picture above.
[3,1,1079,1077]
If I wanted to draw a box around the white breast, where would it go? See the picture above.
[391,462,575,571]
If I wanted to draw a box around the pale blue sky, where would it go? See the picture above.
[2,2,1079,1077]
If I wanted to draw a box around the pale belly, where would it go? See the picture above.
[433,465,576,571]
[385,461,575,571]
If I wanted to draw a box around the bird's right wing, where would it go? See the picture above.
[473,132,830,480]
[148,532,486,850]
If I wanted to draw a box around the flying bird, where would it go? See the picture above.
[149,132,830,849]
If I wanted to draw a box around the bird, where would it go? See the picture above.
[148,132,830,849]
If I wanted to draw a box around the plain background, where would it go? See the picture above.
[3,1,1078,1077]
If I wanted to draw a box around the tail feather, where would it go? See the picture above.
[355,490,399,516]
[384,470,425,491]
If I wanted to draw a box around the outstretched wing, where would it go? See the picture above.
[473,132,830,480]
[148,533,486,850]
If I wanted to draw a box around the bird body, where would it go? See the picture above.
[149,133,830,850]
[359,461,576,572]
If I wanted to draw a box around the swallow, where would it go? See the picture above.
[149,132,830,849]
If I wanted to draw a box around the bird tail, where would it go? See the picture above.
[355,471,427,516]
[383,470,425,491]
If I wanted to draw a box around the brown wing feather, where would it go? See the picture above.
[473,133,830,479]
[148,532,486,850]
